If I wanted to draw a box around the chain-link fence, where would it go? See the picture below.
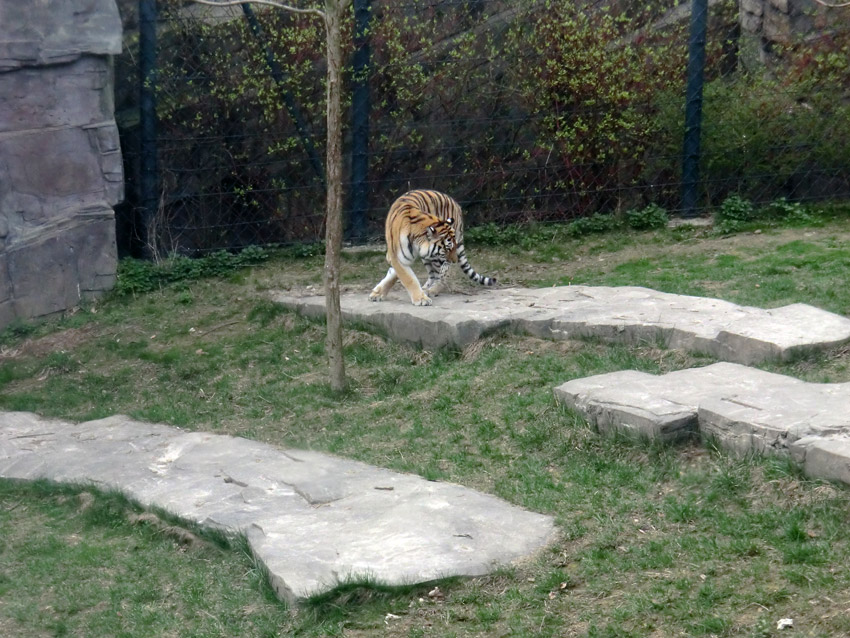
[115,0,850,257]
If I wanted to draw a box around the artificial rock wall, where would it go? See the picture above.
[739,0,842,66]
[0,0,124,328]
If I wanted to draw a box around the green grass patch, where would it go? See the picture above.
[2,212,850,636]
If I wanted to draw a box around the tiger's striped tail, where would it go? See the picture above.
[457,245,496,286]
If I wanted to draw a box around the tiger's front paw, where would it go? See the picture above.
[412,295,432,306]
[368,290,384,302]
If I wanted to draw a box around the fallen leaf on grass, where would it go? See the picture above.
[548,582,570,599]
[428,586,445,601]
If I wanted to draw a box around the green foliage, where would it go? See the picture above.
[151,1,327,251]
[714,194,756,234]
[509,2,689,216]
[0,319,37,344]
[5,219,850,636]
[464,223,540,249]
[464,222,513,246]
[759,198,815,226]
[141,0,847,250]
[112,258,158,296]
[277,241,325,259]
[146,0,698,240]
[713,196,824,234]
[693,68,850,205]
[567,213,620,237]
[626,204,669,230]
[114,247,269,296]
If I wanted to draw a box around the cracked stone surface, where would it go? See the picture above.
[554,362,850,486]
[0,411,557,603]
[272,286,850,365]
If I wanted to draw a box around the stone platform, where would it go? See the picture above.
[554,362,850,486]
[0,411,556,603]
[272,286,850,365]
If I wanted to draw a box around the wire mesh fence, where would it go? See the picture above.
[115,0,850,256]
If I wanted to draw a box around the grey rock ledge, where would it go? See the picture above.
[554,362,850,486]
[0,411,557,603]
[272,286,850,365]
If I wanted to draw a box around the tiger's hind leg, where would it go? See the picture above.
[369,267,398,302]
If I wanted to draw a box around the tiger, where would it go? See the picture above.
[368,189,496,306]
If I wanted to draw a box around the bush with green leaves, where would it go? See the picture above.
[150,1,327,252]
[463,222,569,251]
[626,204,669,231]
[759,198,815,226]
[567,213,620,237]
[691,56,850,207]
[506,2,690,218]
[145,0,703,237]
[714,194,756,234]
[114,247,269,296]
[712,196,824,234]
[138,0,848,250]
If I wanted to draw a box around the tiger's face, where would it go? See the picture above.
[427,217,458,263]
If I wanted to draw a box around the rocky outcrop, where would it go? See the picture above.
[554,363,850,487]
[272,286,850,365]
[0,411,557,602]
[739,0,843,67]
[0,0,123,328]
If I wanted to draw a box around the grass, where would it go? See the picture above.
[0,480,290,638]
[2,211,850,636]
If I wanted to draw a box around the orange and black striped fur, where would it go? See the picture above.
[369,190,496,306]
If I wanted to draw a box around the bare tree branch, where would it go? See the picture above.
[189,0,325,20]
[811,0,850,7]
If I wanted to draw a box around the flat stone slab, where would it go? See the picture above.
[0,411,556,603]
[272,286,850,365]
[554,362,850,485]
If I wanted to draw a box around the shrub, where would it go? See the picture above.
[759,198,814,226]
[464,223,528,247]
[626,204,669,231]
[567,213,620,237]
[714,194,755,234]
[511,2,688,217]
[114,247,269,296]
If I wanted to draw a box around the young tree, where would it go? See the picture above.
[190,0,348,392]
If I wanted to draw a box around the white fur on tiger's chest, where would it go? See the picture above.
[395,231,429,265]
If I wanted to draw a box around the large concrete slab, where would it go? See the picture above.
[0,411,556,603]
[272,286,850,365]
[554,362,850,486]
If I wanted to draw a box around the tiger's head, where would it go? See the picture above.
[425,216,458,263]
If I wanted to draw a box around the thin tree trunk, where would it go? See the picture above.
[323,0,346,392]
[189,0,347,391]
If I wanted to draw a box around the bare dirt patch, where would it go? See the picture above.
[1,324,99,360]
